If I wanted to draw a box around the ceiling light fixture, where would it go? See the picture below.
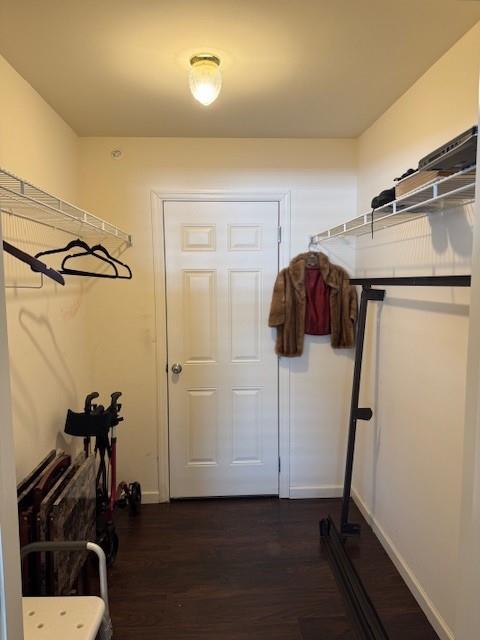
[189,54,222,106]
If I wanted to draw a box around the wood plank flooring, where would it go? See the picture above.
[107,498,439,639]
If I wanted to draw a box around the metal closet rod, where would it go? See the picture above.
[349,274,471,287]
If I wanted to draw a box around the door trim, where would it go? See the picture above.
[151,190,291,501]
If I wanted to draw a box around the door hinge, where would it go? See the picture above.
[278,457,281,473]
[165,363,168,373]
[277,226,282,243]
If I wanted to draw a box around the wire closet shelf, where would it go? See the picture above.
[0,167,132,247]
[311,165,476,243]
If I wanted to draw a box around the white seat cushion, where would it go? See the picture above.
[23,596,105,640]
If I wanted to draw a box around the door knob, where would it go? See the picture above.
[171,363,183,375]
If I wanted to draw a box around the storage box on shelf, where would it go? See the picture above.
[394,170,454,198]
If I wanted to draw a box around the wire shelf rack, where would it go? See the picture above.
[0,167,132,247]
[311,165,476,243]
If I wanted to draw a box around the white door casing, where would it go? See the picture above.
[164,200,280,498]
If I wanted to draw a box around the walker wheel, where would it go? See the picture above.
[129,482,142,516]
[116,494,128,509]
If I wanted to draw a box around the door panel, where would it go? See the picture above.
[187,389,217,465]
[164,200,279,498]
[229,270,261,362]
[232,387,262,464]
[183,270,217,363]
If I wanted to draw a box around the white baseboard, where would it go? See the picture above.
[289,485,343,499]
[352,489,454,640]
[141,490,161,504]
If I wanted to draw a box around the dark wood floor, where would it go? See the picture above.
[107,498,439,639]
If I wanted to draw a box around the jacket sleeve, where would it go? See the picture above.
[268,269,286,327]
[349,285,358,322]
[334,276,358,349]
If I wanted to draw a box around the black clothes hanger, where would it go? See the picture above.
[89,244,132,280]
[3,241,65,285]
[60,249,119,279]
[59,244,132,279]
[34,238,119,279]
[34,239,92,261]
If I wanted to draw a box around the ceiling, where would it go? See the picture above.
[1,0,479,138]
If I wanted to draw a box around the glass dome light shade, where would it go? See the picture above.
[189,54,222,106]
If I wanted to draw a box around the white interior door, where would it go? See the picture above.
[164,200,279,498]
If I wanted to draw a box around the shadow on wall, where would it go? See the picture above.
[429,206,473,257]
[356,205,474,282]
[10,309,80,475]
[18,308,78,402]
[9,361,40,439]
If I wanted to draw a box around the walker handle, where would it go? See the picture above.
[109,392,122,411]
[84,392,100,414]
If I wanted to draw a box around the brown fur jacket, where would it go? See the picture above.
[268,252,358,356]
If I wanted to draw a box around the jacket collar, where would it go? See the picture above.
[288,252,340,294]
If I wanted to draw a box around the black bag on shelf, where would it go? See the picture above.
[371,187,395,210]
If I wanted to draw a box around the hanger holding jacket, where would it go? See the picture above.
[268,251,358,357]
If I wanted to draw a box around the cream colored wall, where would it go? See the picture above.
[0,54,91,481]
[353,23,480,639]
[77,137,357,501]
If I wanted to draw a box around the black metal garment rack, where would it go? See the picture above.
[320,274,472,640]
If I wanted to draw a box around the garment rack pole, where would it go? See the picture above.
[341,285,385,534]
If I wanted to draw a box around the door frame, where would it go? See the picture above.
[151,190,291,501]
